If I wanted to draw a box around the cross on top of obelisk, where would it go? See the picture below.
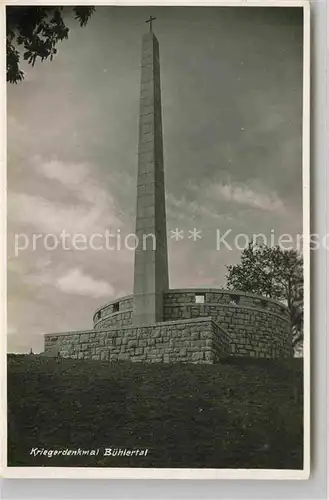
[145,15,156,33]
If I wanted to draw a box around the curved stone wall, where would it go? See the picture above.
[93,295,134,330]
[163,289,292,358]
[92,288,292,358]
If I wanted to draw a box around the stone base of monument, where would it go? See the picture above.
[44,317,231,364]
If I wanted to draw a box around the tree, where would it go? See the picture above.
[7,6,95,83]
[225,243,303,349]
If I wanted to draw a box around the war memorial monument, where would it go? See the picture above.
[44,21,293,363]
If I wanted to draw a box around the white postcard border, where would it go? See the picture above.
[0,0,311,481]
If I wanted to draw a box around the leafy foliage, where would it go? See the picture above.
[6,6,95,83]
[226,243,304,349]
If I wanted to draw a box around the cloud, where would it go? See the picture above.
[34,158,117,209]
[166,192,231,222]
[165,180,285,230]
[8,158,123,237]
[25,264,115,299]
[56,268,115,298]
[9,192,110,235]
[208,182,285,213]
[35,158,123,225]
[35,158,89,186]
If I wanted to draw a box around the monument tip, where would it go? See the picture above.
[145,15,156,33]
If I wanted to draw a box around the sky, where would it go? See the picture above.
[7,6,304,353]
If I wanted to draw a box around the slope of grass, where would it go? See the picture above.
[7,356,303,468]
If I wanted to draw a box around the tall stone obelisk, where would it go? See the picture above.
[132,24,169,325]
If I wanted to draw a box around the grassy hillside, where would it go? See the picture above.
[7,356,303,469]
